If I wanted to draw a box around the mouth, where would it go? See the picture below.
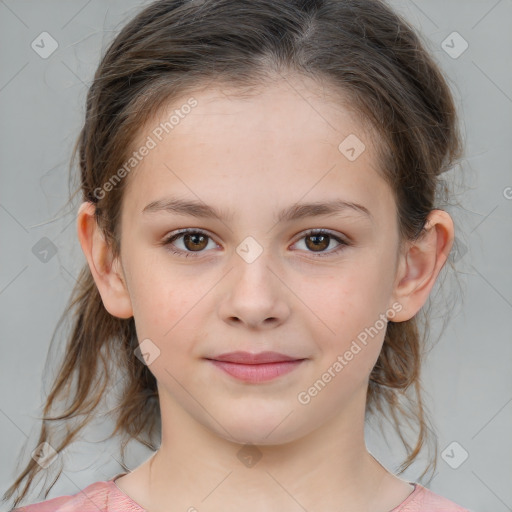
[205,351,307,383]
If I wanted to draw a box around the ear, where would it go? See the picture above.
[389,209,454,322]
[76,201,133,319]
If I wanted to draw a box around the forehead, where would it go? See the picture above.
[121,75,392,221]
[137,75,376,151]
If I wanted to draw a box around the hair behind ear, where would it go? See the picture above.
[367,317,438,480]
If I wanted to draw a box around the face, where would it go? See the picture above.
[115,75,403,445]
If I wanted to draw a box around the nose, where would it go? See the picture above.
[217,248,291,330]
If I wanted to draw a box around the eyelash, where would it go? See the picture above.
[162,228,349,258]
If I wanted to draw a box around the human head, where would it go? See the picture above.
[78,69,454,439]
[76,0,462,467]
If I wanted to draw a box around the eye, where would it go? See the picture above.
[163,229,218,258]
[292,229,349,257]
[163,228,349,258]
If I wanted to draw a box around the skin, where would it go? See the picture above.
[77,74,454,512]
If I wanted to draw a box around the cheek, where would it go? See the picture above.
[125,251,220,366]
[131,273,201,340]
[309,255,392,325]
[301,252,394,369]
[121,247,188,338]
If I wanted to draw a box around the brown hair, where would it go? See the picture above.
[4,0,463,508]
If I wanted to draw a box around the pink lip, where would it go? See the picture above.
[210,351,300,364]
[206,351,306,383]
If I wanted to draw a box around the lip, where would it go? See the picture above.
[205,351,307,383]
[209,351,302,364]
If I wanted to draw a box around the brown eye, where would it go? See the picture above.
[182,233,208,251]
[164,228,349,259]
[164,229,217,257]
[305,233,330,252]
[293,229,348,257]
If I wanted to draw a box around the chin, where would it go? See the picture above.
[206,408,310,447]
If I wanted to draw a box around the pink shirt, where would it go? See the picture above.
[12,472,472,512]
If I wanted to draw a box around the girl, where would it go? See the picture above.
[4,0,472,510]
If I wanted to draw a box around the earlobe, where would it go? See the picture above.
[76,201,133,319]
[389,210,454,322]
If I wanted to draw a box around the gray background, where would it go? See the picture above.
[1,1,511,511]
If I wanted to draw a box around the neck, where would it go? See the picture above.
[133,384,407,512]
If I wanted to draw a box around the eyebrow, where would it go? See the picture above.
[142,196,373,223]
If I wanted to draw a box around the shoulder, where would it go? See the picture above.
[10,478,145,512]
[393,482,473,512]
